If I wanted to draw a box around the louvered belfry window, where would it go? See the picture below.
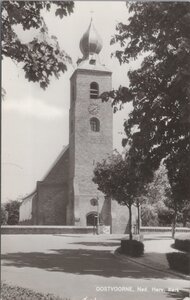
[90,82,99,99]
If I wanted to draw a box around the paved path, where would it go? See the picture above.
[1,234,190,300]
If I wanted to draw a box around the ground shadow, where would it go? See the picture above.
[166,289,190,300]
[1,248,180,279]
[53,234,88,238]
[69,241,120,247]
[143,235,173,241]
[170,243,180,251]
[108,235,173,242]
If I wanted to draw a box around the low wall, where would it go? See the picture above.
[140,226,190,233]
[1,225,95,235]
[1,225,189,235]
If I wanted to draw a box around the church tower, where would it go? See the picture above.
[19,18,133,232]
[67,19,113,228]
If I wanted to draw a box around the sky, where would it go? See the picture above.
[2,1,140,203]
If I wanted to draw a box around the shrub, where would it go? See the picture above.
[141,204,159,226]
[120,239,144,257]
[166,252,190,275]
[1,282,64,300]
[4,200,21,225]
[174,234,190,252]
[1,205,8,225]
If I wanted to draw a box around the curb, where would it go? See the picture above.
[113,248,190,281]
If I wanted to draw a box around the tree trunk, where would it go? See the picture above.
[128,204,133,240]
[172,202,177,239]
[182,212,187,227]
[137,205,141,234]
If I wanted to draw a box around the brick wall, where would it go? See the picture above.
[111,202,138,234]
[34,147,69,225]
[68,69,113,226]
[1,226,95,234]
[76,193,111,227]
[43,146,69,184]
[19,147,69,225]
[37,182,67,225]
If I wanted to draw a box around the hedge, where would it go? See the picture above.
[174,234,190,252]
[120,239,144,257]
[166,252,190,275]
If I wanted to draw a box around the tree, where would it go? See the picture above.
[2,1,74,89]
[141,163,174,226]
[1,204,8,225]
[164,195,190,228]
[93,151,148,240]
[180,200,190,227]
[141,203,159,226]
[101,2,190,235]
[4,200,21,225]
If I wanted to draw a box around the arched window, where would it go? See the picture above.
[90,82,99,99]
[90,117,100,132]
[86,212,98,226]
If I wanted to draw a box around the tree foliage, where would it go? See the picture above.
[1,204,8,225]
[141,163,174,226]
[2,1,74,89]
[4,200,21,225]
[93,151,147,239]
[101,3,190,225]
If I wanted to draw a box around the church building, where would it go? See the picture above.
[19,20,134,233]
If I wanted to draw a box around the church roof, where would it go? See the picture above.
[21,145,69,202]
[41,145,69,182]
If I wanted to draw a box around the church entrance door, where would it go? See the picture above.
[86,212,98,226]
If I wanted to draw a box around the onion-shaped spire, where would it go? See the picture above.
[79,18,103,59]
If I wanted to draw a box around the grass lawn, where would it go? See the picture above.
[1,282,66,300]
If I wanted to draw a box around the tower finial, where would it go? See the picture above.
[90,10,94,22]
[79,16,103,59]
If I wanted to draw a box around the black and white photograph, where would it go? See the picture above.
[1,1,190,299]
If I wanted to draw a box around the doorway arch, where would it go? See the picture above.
[86,212,98,226]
